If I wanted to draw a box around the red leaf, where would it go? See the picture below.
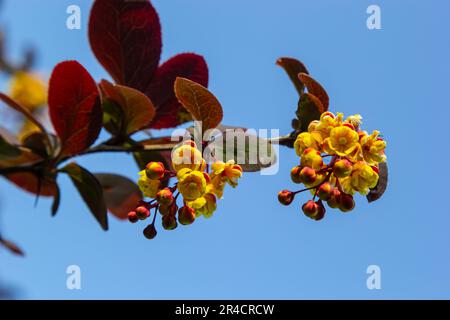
[146,53,209,129]
[88,0,162,92]
[48,61,102,157]
[6,172,57,197]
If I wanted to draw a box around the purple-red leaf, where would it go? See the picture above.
[95,173,142,220]
[89,0,162,92]
[99,80,155,135]
[298,73,329,111]
[174,77,222,131]
[146,53,209,129]
[276,57,309,95]
[48,61,102,157]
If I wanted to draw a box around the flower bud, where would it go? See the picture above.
[178,206,196,225]
[278,190,294,206]
[299,167,317,184]
[302,200,319,218]
[145,162,165,180]
[159,204,178,216]
[339,193,355,212]
[327,189,342,208]
[317,182,334,201]
[143,224,157,240]
[135,206,150,220]
[313,201,326,221]
[156,187,174,206]
[290,166,303,184]
[333,159,352,178]
[127,211,139,223]
[162,215,178,230]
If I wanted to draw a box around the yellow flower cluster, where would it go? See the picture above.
[133,140,243,238]
[8,72,48,140]
[280,111,387,220]
[9,72,47,111]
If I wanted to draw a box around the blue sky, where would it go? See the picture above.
[0,0,450,299]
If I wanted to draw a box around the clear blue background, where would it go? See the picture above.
[0,0,449,299]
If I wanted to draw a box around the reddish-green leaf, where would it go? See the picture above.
[5,173,57,197]
[174,77,223,131]
[89,0,162,92]
[0,238,24,256]
[296,93,324,132]
[276,57,309,95]
[99,80,155,135]
[0,134,21,160]
[298,73,329,111]
[95,173,142,220]
[61,162,108,230]
[0,147,57,197]
[146,53,209,129]
[48,61,102,157]
[367,162,388,202]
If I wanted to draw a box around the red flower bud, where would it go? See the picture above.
[162,215,178,230]
[178,206,196,225]
[290,166,303,184]
[278,190,294,206]
[145,161,165,180]
[317,182,334,201]
[156,187,174,206]
[302,200,319,218]
[135,206,150,220]
[143,224,157,240]
[159,204,178,216]
[313,201,326,221]
[127,211,139,223]
[299,167,317,184]
[339,193,355,212]
[327,189,342,209]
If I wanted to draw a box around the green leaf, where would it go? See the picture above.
[95,173,143,220]
[296,93,324,132]
[0,134,21,160]
[99,80,155,136]
[298,73,329,111]
[61,162,108,230]
[174,77,223,131]
[367,162,388,202]
[276,57,309,95]
[211,129,277,172]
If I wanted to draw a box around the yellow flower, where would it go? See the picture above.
[171,145,204,172]
[294,132,318,156]
[343,161,379,195]
[211,160,243,188]
[324,126,359,156]
[137,170,161,198]
[360,130,387,165]
[300,148,323,170]
[188,186,217,218]
[309,112,343,144]
[345,114,363,129]
[9,72,47,111]
[177,168,207,201]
